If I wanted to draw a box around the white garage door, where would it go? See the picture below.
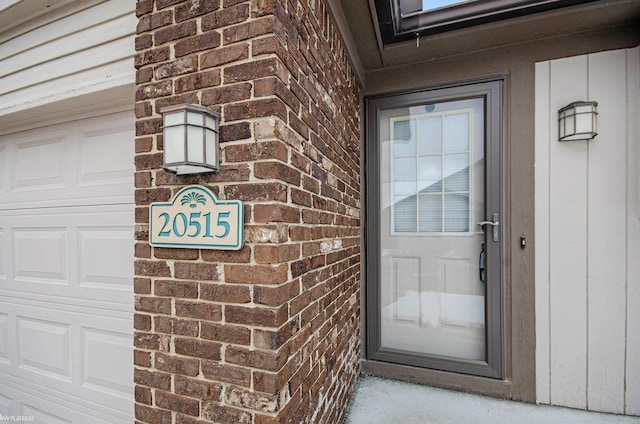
[0,110,134,423]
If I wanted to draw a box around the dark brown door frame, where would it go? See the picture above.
[365,79,505,379]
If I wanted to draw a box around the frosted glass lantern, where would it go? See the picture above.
[161,104,220,174]
[558,101,598,142]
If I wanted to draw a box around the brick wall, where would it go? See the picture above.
[134,0,361,422]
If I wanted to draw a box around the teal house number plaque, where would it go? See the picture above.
[150,185,244,250]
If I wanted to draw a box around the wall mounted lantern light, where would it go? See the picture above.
[161,104,220,174]
[558,101,598,141]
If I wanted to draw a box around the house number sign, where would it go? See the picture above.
[150,185,244,250]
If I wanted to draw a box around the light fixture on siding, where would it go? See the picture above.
[558,101,598,141]
[161,104,220,174]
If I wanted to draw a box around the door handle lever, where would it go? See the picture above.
[479,242,486,283]
[477,213,499,242]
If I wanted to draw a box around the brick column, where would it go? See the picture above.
[134,0,361,422]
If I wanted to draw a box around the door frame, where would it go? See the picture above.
[365,79,505,379]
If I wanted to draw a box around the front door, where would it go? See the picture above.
[366,81,504,378]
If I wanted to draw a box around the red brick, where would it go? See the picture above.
[201,43,249,69]
[157,0,183,8]
[155,352,200,377]
[136,296,171,314]
[175,338,222,360]
[254,244,300,264]
[135,47,170,68]
[224,263,288,284]
[135,313,152,331]
[201,361,251,387]
[134,349,152,367]
[227,86,287,114]
[254,204,300,223]
[252,370,282,395]
[254,161,301,185]
[225,346,288,372]
[291,188,312,207]
[136,0,153,17]
[225,304,288,327]
[135,135,153,153]
[254,280,300,306]
[176,69,221,93]
[203,402,251,424]
[136,404,171,424]
[154,248,200,260]
[223,58,287,84]
[201,322,250,345]
[136,81,173,101]
[156,390,200,416]
[224,385,279,413]
[154,56,198,80]
[255,76,300,112]
[224,141,288,163]
[200,283,251,303]
[175,375,222,401]
[134,368,171,390]
[154,280,199,298]
[135,152,164,170]
[154,21,197,45]
[202,3,249,30]
[155,93,200,111]
[175,31,222,57]
[135,34,153,51]
[175,300,222,320]
[154,316,199,337]
[136,67,154,84]
[202,83,252,105]
[135,119,163,137]
[134,277,151,294]
[174,262,219,280]
[224,182,287,202]
[220,122,251,142]
[222,16,280,45]
[135,385,152,404]
[251,0,277,16]
[175,0,220,22]
[252,34,287,58]
[134,332,161,350]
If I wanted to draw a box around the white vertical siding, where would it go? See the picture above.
[626,46,640,416]
[534,60,551,405]
[0,0,136,118]
[586,50,628,414]
[535,46,640,415]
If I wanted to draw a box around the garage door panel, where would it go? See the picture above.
[13,227,69,286]
[0,227,6,281]
[21,403,72,424]
[77,123,134,187]
[13,135,69,191]
[1,300,133,416]
[0,381,128,424]
[17,316,71,381]
[0,109,134,422]
[0,145,5,193]
[78,226,133,290]
[1,206,133,305]
[0,112,134,209]
[81,327,133,398]
[0,312,8,363]
[0,393,11,417]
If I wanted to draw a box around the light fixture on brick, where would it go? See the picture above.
[558,101,598,141]
[161,104,220,174]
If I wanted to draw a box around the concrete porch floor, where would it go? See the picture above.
[345,376,640,424]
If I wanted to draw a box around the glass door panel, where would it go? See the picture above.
[367,81,503,378]
[380,98,485,360]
